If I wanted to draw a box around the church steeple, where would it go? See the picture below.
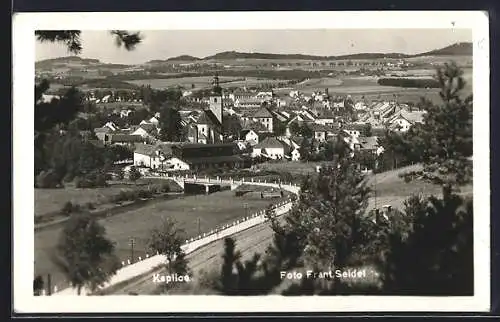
[212,73,222,96]
[208,73,223,127]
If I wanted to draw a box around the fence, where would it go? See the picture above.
[49,177,300,295]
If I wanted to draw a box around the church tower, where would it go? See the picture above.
[208,74,223,126]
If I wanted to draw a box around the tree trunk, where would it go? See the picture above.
[77,285,82,295]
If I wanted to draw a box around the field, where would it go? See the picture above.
[364,164,473,213]
[126,76,291,90]
[34,189,286,289]
[126,76,240,89]
[292,67,472,104]
[34,179,181,217]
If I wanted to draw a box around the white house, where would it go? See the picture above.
[148,116,160,126]
[291,148,301,161]
[387,109,426,132]
[252,137,291,160]
[133,143,173,170]
[240,129,259,145]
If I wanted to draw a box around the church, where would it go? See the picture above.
[189,75,225,144]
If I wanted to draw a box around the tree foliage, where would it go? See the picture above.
[222,114,242,140]
[51,212,120,295]
[401,62,473,186]
[35,30,142,55]
[382,191,473,295]
[159,105,183,142]
[33,275,44,295]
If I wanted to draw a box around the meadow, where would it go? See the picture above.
[126,76,240,89]
[34,189,286,289]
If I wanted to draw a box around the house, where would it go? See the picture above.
[355,136,384,156]
[230,91,255,101]
[310,124,336,143]
[252,107,275,133]
[168,143,245,171]
[291,148,301,161]
[239,129,260,145]
[37,94,60,104]
[105,134,144,146]
[94,126,113,142]
[314,110,336,125]
[387,109,426,132]
[131,123,158,139]
[234,98,262,109]
[120,109,134,118]
[252,137,291,160]
[133,143,174,169]
[148,116,160,126]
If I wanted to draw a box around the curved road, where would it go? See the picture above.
[107,220,277,295]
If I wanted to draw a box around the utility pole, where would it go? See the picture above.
[129,238,135,263]
[47,274,52,296]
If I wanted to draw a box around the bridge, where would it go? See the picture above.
[144,173,301,195]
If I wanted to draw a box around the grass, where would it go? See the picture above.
[34,189,286,290]
[364,164,473,213]
[126,76,240,89]
[34,180,182,218]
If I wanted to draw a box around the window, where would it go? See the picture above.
[214,98,217,103]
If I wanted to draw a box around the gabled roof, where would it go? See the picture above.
[134,143,173,157]
[94,127,112,133]
[357,136,379,150]
[255,137,287,149]
[399,109,426,124]
[196,109,222,128]
[252,107,274,119]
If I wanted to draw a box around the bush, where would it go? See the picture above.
[75,172,108,188]
[85,202,96,210]
[160,183,171,193]
[36,170,61,188]
[61,202,74,215]
[377,77,440,88]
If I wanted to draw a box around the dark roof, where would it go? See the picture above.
[109,134,143,143]
[134,143,174,156]
[94,127,112,133]
[183,155,244,165]
[139,123,157,132]
[252,107,274,119]
[255,137,288,149]
[175,142,237,150]
[197,109,222,127]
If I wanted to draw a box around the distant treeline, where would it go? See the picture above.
[105,69,331,82]
[377,77,440,88]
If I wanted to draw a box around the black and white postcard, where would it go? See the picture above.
[13,11,490,313]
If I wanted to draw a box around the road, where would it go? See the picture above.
[106,220,277,295]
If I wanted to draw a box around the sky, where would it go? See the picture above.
[35,29,472,65]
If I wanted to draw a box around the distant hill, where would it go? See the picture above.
[167,55,201,61]
[203,51,335,61]
[36,56,101,66]
[199,43,471,61]
[36,41,473,70]
[414,42,473,56]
